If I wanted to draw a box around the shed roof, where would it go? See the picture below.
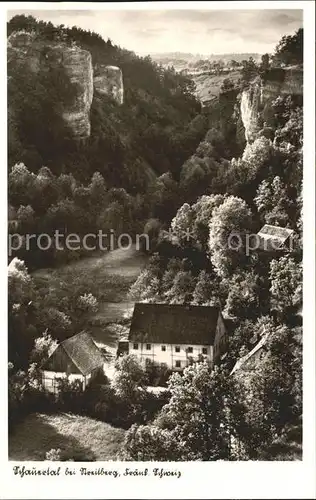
[257,224,294,251]
[129,303,222,345]
[230,333,270,375]
[58,332,104,375]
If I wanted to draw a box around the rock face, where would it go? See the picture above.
[8,32,124,139]
[45,46,93,138]
[8,32,94,139]
[240,78,262,143]
[94,65,124,105]
[240,67,303,143]
[8,31,41,73]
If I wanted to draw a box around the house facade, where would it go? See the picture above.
[127,303,227,371]
[41,331,105,393]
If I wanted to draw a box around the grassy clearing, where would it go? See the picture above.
[9,413,126,461]
[33,246,147,304]
[32,246,147,347]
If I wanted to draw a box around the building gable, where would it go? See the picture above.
[42,344,81,374]
[42,332,104,376]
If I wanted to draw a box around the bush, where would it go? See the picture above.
[45,448,62,461]
[8,364,53,430]
[145,359,172,387]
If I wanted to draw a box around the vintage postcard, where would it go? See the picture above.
[2,1,315,499]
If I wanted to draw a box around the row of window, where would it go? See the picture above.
[133,343,208,355]
[143,358,183,368]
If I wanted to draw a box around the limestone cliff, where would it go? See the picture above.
[240,77,262,143]
[45,46,93,139]
[240,67,303,143]
[94,65,124,105]
[8,32,93,139]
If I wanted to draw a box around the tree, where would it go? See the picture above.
[113,354,148,400]
[165,270,196,304]
[220,78,235,93]
[260,53,270,73]
[274,28,303,66]
[241,136,273,178]
[129,267,162,303]
[224,271,260,320]
[208,196,253,277]
[191,194,225,251]
[88,172,107,207]
[241,57,258,82]
[16,205,35,233]
[269,257,302,320]
[237,324,302,458]
[274,107,303,149]
[8,258,38,368]
[30,330,57,365]
[76,293,98,314]
[143,218,162,253]
[121,424,181,461]
[8,163,36,207]
[122,363,248,461]
[254,176,294,226]
[170,203,193,248]
[192,270,220,306]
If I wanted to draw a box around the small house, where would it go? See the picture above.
[256,224,294,252]
[127,303,227,371]
[41,331,105,393]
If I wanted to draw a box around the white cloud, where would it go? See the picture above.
[7,9,303,55]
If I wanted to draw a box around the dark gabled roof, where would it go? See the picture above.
[129,303,221,345]
[60,331,104,376]
[257,224,294,251]
[231,333,270,375]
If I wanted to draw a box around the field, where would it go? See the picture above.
[33,246,147,347]
[9,413,126,461]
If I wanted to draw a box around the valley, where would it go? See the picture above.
[7,12,304,464]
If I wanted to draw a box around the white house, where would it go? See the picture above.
[41,331,105,393]
[127,303,227,371]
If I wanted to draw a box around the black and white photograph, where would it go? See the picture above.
[3,1,316,498]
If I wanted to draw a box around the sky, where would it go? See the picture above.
[7,8,303,56]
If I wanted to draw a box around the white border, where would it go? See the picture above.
[1,2,315,499]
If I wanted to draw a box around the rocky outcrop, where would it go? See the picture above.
[8,31,41,73]
[8,32,125,138]
[240,78,262,143]
[261,67,303,101]
[45,46,93,138]
[94,65,124,105]
[240,67,303,143]
[8,32,94,139]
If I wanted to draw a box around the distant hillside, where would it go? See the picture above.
[149,52,262,71]
[149,52,264,105]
